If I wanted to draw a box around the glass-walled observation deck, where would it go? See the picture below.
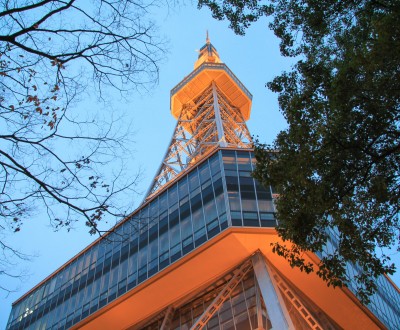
[7,149,275,330]
[7,149,400,330]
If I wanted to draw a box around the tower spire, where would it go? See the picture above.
[194,32,221,69]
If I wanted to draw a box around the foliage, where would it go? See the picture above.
[201,0,400,302]
[198,0,272,35]
[0,0,163,289]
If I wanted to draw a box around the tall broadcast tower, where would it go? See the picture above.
[7,37,400,330]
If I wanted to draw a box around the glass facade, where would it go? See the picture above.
[6,149,400,330]
[319,228,400,330]
[7,150,274,330]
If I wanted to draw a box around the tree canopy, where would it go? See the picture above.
[0,0,163,292]
[199,0,400,301]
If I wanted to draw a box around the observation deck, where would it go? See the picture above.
[171,62,252,121]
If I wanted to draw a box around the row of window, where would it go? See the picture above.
[222,150,275,228]
[8,150,400,330]
[8,150,274,330]
[321,228,400,329]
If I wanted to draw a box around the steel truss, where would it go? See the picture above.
[160,306,175,330]
[190,260,253,330]
[145,82,252,200]
[141,253,329,330]
[266,265,323,330]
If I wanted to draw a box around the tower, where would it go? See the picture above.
[7,37,400,330]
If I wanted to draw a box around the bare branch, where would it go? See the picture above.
[0,0,164,290]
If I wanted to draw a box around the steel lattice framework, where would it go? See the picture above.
[146,82,252,200]
[137,253,332,330]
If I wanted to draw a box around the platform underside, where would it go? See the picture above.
[72,228,384,330]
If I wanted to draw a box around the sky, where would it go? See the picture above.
[1,2,399,328]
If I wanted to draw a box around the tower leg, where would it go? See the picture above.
[252,253,295,330]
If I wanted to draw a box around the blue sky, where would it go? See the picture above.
[1,3,398,328]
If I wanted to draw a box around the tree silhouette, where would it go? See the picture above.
[0,0,164,289]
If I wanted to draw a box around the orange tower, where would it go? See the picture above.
[7,36,400,330]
